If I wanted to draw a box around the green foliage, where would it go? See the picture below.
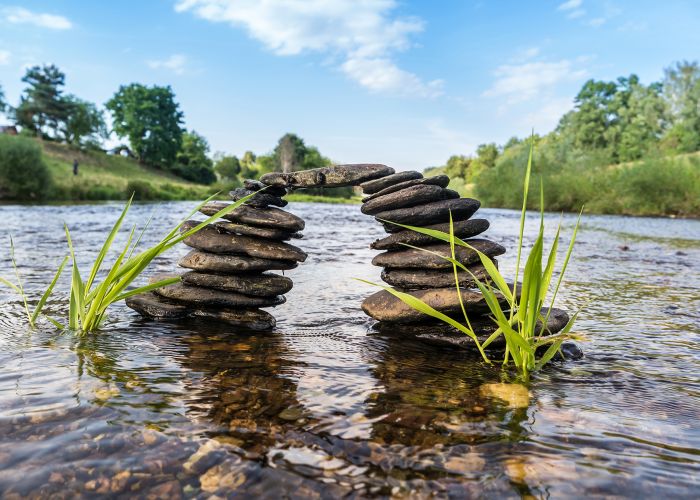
[0,83,6,114]
[274,133,307,172]
[214,155,241,180]
[14,64,69,139]
[61,95,108,146]
[125,179,158,200]
[106,83,184,168]
[0,135,52,199]
[173,130,216,184]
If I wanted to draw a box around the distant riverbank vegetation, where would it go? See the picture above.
[426,60,700,217]
[0,64,352,202]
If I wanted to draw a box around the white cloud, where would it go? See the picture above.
[483,60,587,103]
[558,0,583,11]
[567,9,586,19]
[175,0,440,97]
[2,6,72,30]
[588,17,606,27]
[147,54,188,74]
[0,50,10,65]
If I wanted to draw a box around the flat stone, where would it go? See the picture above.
[214,221,302,241]
[179,250,298,272]
[151,274,285,307]
[125,292,190,319]
[181,221,307,262]
[243,179,287,197]
[360,185,459,215]
[260,164,394,188]
[200,202,305,232]
[362,175,451,202]
[371,218,490,250]
[372,239,506,269]
[229,188,287,208]
[376,198,481,232]
[362,287,503,322]
[191,308,276,331]
[381,260,495,289]
[360,171,423,194]
[181,271,293,296]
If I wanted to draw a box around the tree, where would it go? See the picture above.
[662,61,700,152]
[106,83,184,168]
[14,64,69,138]
[444,155,470,180]
[215,155,241,180]
[173,130,216,184]
[0,84,6,114]
[566,78,619,151]
[61,95,108,146]
[274,133,306,172]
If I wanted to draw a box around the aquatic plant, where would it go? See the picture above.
[359,139,583,377]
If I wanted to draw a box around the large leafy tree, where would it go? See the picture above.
[106,84,184,167]
[274,133,307,173]
[214,155,241,180]
[61,95,108,146]
[173,130,216,184]
[662,61,700,152]
[14,64,70,138]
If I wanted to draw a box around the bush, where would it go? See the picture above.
[0,135,52,199]
[171,163,217,185]
[125,179,158,200]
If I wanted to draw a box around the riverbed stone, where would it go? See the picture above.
[181,271,293,296]
[181,221,307,262]
[214,221,302,241]
[260,164,394,188]
[372,239,506,269]
[362,287,503,322]
[191,307,276,330]
[380,261,495,289]
[371,218,490,250]
[360,171,423,194]
[179,250,298,272]
[362,175,451,202]
[376,198,481,232]
[229,188,287,208]
[200,202,305,232]
[361,185,459,215]
[243,179,287,197]
[125,292,190,319]
[152,274,286,307]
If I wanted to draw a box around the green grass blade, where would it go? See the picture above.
[30,255,68,325]
[0,276,22,294]
[114,276,181,302]
[9,236,31,325]
[44,315,65,330]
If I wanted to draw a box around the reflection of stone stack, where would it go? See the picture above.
[126,180,307,331]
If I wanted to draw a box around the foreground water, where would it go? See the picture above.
[1,201,699,498]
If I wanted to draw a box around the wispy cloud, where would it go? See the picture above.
[174,0,441,97]
[558,0,583,11]
[483,60,587,103]
[2,6,72,30]
[588,17,606,27]
[0,50,10,65]
[147,54,188,75]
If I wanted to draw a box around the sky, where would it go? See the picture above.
[0,0,698,170]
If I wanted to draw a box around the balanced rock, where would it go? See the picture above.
[214,221,302,241]
[360,171,422,194]
[244,179,287,197]
[380,261,494,289]
[125,292,190,319]
[362,287,503,323]
[260,164,394,188]
[362,175,451,202]
[376,198,481,232]
[372,239,505,269]
[361,185,459,215]
[152,275,286,307]
[179,250,298,273]
[181,221,307,262]
[181,271,293,296]
[229,188,287,208]
[371,218,490,250]
[201,202,305,232]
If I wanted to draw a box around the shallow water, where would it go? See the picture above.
[1,201,699,498]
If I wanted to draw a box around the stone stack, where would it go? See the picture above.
[126,180,307,331]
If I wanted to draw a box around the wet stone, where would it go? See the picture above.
[361,185,459,215]
[377,198,481,232]
[181,271,293,297]
[179,250,298,273]
[193,307,276,330]
[201,202,305,232]
[151,274,286,308]
[360,171,423,194]
[181,221,307,262]
[372,239,505,269]
[229,188,287,208]
[371,218,490,250]
[214,221,302,241]
[125,292,190,319]
[362,174,451,202]
[380,261,495,289]
[260,164,394,188]
[362,287,502,322]
[243,179,287,197]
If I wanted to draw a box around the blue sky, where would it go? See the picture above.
[0,0,698,170]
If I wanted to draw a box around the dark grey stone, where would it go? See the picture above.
[179,250,298,272]
[200,202,305,232]
[362,175,451,202]
[181,271,293,296]
[376,198,481,232]
[371,218,490,250]
[360,171,422,194]
[229,188,287,208]
[243,179,287,197]
[181,221,307,262]
[151,274,285,307]
[191,307,276,331]
[214,221,302,241]
[360,185,458,215]
[125,291,190,319]
[372,239,506,269]
[260,164,394,188]
[381,260,495,289]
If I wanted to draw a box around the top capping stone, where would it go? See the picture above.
[259,164,394,188]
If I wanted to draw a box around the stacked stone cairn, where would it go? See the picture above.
[125,179,307,331]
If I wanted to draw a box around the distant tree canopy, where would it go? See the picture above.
[0,84,7,114]
[214,155,241,180]
[173,130,216,184]
[61,95,108,146]
[106,83,184,168]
